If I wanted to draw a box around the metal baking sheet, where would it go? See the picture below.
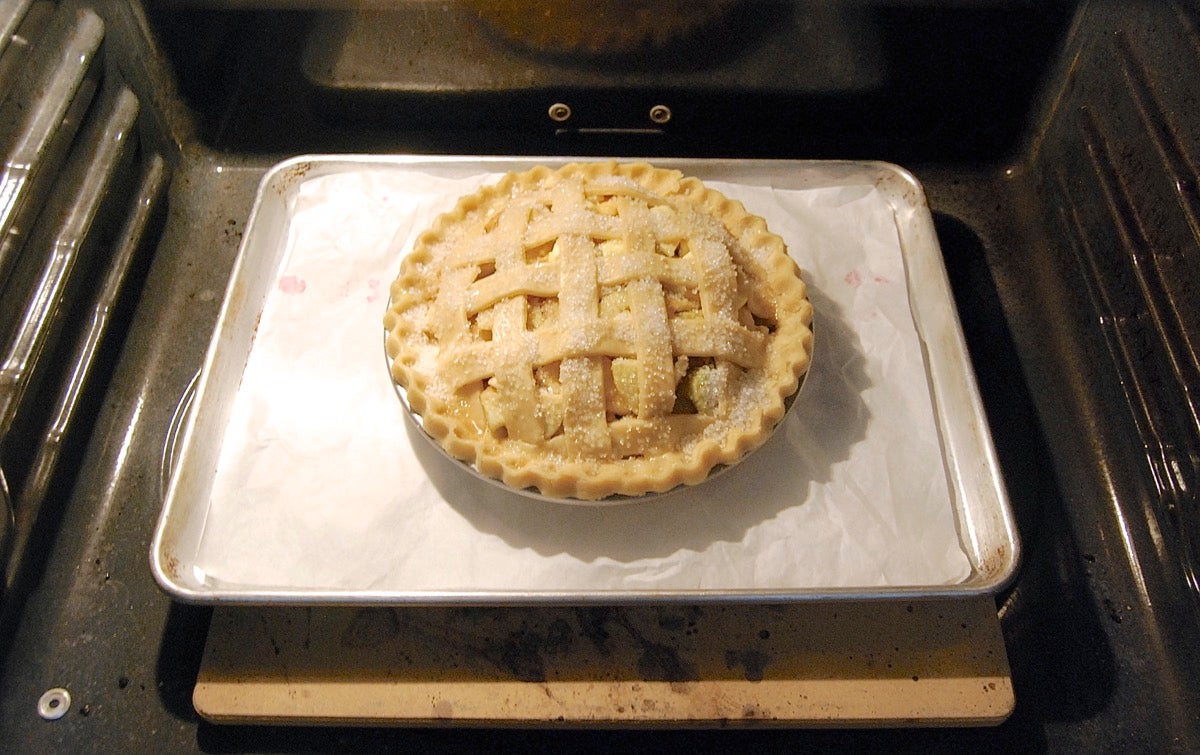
[151,156,1019,605]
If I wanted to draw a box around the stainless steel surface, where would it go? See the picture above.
[0,1,34,60]
[0,472,11,582]
[4,149,166,592]
[0,82,142,590]
[0,2,54,97]
[0,6,103,294]
[0,86,137,440]
[151,155,1017,605]
[0,8,126,600]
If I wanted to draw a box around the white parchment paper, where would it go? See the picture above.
[194,166,972,593]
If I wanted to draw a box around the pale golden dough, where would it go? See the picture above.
[385,162,812,500]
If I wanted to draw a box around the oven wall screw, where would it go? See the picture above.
[548,103,572,122]
[37,688,70,720]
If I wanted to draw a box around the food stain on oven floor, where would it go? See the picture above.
[488,620,573,682]
[574,607,700,682]
[724,648,771,682]
[321,606,795,686]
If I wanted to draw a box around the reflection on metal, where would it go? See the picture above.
[0,470,10,578]
[0,7,107,603]
[160,368,201,503]
[6,146,165,593]
[0,88,139,428]
[0,0,33,60]
[0,8,103,294]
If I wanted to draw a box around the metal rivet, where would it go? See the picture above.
[38,688,70,720]
[548,103,572,122]
[649,105,672,125]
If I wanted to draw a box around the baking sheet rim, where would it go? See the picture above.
[150,154,1020,605]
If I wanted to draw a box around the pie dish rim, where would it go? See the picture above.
[383,160,815,501]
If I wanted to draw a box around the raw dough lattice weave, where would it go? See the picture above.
[385,162,812,499]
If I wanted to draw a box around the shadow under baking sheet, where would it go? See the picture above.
[409,283,870,565]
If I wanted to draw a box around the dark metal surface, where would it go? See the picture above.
[1,0,1199,750]
[0,4,103,295]
[0,2,162,605]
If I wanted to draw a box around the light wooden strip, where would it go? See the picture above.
[195,597,1012,727]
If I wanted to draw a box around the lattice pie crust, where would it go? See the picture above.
[385,162,813,499]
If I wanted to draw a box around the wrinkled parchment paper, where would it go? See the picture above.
[194,166,972,594]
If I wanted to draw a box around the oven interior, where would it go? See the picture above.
[1,0,1198,748]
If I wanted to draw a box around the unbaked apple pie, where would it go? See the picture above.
[384,162,812,500]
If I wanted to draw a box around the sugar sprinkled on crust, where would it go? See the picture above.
[385,161,812,500]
